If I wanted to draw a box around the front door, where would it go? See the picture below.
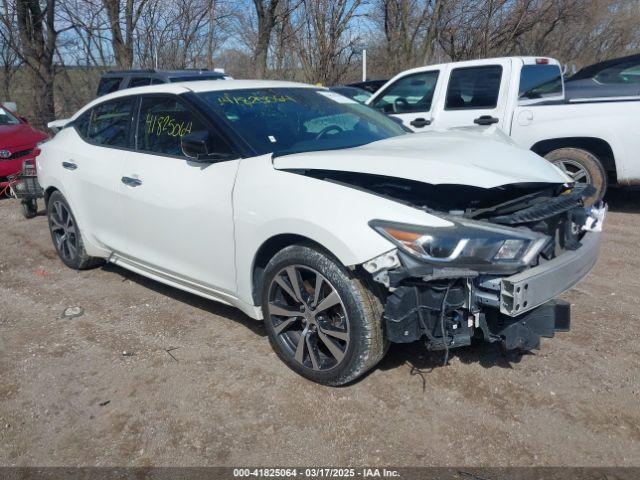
[118,94,240,295]
[369,70,440,132]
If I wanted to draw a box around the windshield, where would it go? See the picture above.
[0,106,20,125]
[197,87,407,155]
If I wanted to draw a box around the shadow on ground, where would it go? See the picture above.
[104,261,528,382]
[604,186,640,213]
[101,263,266,338]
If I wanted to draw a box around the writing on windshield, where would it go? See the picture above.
[198,87,406,156]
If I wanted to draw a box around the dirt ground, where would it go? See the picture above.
[0,189,639,467]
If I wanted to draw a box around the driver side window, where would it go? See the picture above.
[372,71,439,114]
[136,95,232,158]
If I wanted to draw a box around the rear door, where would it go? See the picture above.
[118,94,240,294]
[368,69,441,131]
[434,60,512,130]
[61,96,135,251]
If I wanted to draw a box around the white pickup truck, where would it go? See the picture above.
[367,56,640,202]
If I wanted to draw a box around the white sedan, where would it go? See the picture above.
[37,80,605,385]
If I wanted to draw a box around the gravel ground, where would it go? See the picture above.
[0,189,639,467]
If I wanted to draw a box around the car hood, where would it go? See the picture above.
[272,130,570,189]
[0,123,48,149]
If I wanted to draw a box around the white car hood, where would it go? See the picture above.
[273,130,570,189]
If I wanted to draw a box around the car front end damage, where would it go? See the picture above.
[362,183,606,352]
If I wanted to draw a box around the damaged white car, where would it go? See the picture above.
[37,80,605,385]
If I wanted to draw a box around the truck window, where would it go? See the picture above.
[445,66,502,110]
[519,65,562,99]
[371,71,439,114]
[97,77,122,96]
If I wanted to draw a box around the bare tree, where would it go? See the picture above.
[102,0,149,68]
[252,0,280,78]
[371,0,444,74]
[0,0,23,101]
[12,0,61,127]
[295,0,362,85]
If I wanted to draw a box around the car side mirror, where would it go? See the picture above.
[19,115,29,124]
[181,131,211,161]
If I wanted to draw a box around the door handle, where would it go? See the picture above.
[121,176,142,187]
[62,161,77,170]
[474,115,499,125]
[410,117,432,128]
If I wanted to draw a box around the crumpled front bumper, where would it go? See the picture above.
[373,203,605,350]
[499,230,602,316]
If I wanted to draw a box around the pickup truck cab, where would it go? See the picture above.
[367,56,640,202]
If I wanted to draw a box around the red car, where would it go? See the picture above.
[0,104,48,181]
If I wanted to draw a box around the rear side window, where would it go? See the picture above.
[519,65,562,99]
[97,77,122,96]
[73,111,91,137]
[85,97,134,147]
[371,71,439,113]
[445,66,502,109]
[136,95,232,158]
[129,77,152,88]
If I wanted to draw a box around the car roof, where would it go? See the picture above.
[102,69,225,78]
[72,80,319,120]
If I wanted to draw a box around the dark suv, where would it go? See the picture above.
[96,69,231,97]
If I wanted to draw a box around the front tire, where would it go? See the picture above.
[545,147,607,205]
[261,245,386,386]
[47,191,103,270]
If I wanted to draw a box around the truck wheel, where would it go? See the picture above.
[261,245,386,386]
[47,191,104,270]
[21,199,38,219]
[545,148,607,205]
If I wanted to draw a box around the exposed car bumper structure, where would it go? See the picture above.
[365,192,605,353]
[0,148,36,178]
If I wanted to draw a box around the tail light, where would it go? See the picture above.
[535,58,550,65]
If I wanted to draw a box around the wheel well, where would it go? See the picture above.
[251,234,334,306]
[530,137,617,183]
[44,187,59,206]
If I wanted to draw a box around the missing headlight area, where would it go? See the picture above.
[312,169,606,353]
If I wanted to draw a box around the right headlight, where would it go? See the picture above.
[370,218,549,272]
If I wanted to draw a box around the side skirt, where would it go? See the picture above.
[108,252,263,320]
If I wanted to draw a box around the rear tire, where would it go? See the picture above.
[47,191,103,270]
[261,245,386,386]
[545,147,607,205]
